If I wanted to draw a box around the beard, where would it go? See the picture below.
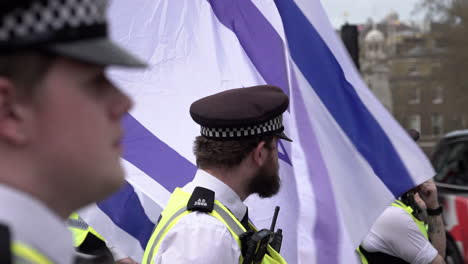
[247,158,281,198]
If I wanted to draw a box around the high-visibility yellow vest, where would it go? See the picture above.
[142,188,287,264]
[11,241,53,264]
[357,200,429,264]
[356,246,368,264]
[67,212,105,247]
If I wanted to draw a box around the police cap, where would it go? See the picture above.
[0,0,145,67]
[190,85,292,142]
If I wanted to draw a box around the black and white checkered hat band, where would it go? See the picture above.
[201,115,284,139]
[0,0,107,41]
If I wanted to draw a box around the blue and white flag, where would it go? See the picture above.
[79,0,435,263]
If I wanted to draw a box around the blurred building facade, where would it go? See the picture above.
[357,13,468,155]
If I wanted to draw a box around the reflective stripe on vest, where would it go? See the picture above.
[142,188,287,264]
[68,213,105,247]
[356,247,369,264]
[12,242,53,264]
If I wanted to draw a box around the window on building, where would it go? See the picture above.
[408,87,421,104]
[432,62,441,74]
[433,86,443,104]
[408,65,420,76]
[407,115,421,132]
[432,113,444,136]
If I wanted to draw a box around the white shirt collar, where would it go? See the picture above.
[0,185,75,264]
[183,169,247,221]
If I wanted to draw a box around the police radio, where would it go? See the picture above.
[241,206,283,264]
[269,207,283,253]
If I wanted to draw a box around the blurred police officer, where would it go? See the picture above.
[142,85,290,264]
[358,130,446,264]
[67,213,138,263]
[0,0,145,263]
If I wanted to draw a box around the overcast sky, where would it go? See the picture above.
[321,0,423,28]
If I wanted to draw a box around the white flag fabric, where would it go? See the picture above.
[79,0,435,263]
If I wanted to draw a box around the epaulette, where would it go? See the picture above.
[187,187,215,213]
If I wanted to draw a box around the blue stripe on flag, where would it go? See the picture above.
[122,114,197,192]
[290,72,339,263]
[98,182,155,248]
[97,114,197,249]
[274,0,414,196]
[207,0,289,97]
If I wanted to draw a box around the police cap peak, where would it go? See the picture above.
[190,85,292,141]
[0,0,145,68]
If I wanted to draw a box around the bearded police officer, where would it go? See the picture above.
[0,0,145,263]
[142,85,290,264]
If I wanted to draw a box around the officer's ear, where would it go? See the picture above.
[0,77,31,145]
[251,141,269,167]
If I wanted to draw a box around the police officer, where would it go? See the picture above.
[68,213,112,262]
[358,130,446,264]
[142,85,290,264]
[0,0,145,263]
[68,213,138,264]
